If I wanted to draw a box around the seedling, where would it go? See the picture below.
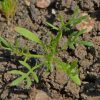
[0,27,81,87]
[46,7,93,50]
[0,0,17,19]
[14,26,81,87]
[0,7,93,88]
[0,37,28,56]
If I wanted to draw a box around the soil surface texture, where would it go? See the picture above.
[0,0,100,100]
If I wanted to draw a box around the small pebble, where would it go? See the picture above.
[35,91,51,100]
[52,9,56,15]
[35,0,51,8]
[76,13,95,33]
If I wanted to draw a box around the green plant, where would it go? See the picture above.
[0,0,17,19]
[0,36,43,88]
[0,25,80,87]
[0,27,80,87]
[46,7,93,50]
[0,36,28,56]
[0,7,93,88]
[10,61,40,88]
[13,26,81,87]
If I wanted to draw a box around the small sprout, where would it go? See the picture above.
[15,27,81,86]
[1,7,94,88]
[75,13,95,33]
[0,0,17,19]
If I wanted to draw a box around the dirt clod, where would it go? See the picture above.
[0,0,99,100]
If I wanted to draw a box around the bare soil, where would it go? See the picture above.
[0,0,100,100]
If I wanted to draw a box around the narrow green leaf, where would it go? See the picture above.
[70,31,78,36]
[72,16,87,26]
[70,74,81,85]
[11,76,25,86]
[24,53,44,58]
[55,58,81,85]
[0,37,12,50]
[31,71,39,83]
[72,29,86,43]
[15,27,42,44]
[77,29,86,36]
[67,6,79,25]
[68,43,75,50]
[55,58,70,72]
[26,77,32,88]
[70,60,78,68]
[19,61,31,71]
[32,63,42,70]
[68,61,78,75]
[9,70,25,75]
[50,30,62,52]
[46,22,58,31]
[80,41,93,46]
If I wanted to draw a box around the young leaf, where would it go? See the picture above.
[15,27,42,45]
[19,61,31,71]
[24,53,44,58]
[50,30,62,53]
[68,42,75,50]
[55,58,81,85]
[0,37,12,50]
[76,29,86,37]
[79,41,93,46]
[32,63,42,70]
[70,60,78,69]
[31,71,39,83]
[26,77,32,88]
[46,22,58,31]
[69,74,81,85]
[9,70,26,75]
[71,16,87,26]
[11,75,25,86]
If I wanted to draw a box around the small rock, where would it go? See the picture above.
[29,87,52,100]
[81,93,87,99]
[51,9,56,15]
[35,91,51,100]
[35,0,51,8]
[76,13,95,33]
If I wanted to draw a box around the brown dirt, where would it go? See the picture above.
[0,0,100,100]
